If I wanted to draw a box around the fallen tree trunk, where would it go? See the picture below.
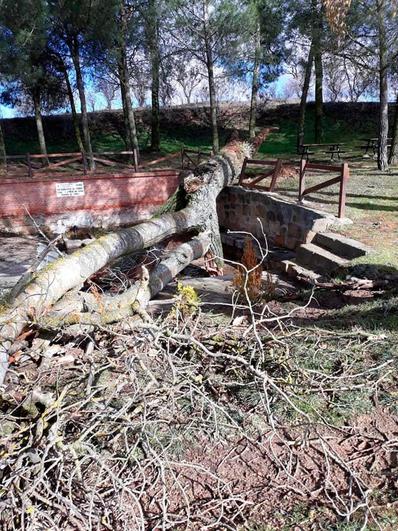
[40,233,211,329]
[0,129,274,385]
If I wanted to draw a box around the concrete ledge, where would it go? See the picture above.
[313,232,371,259]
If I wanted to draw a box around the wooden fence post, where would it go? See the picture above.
[27,153,33,178]
[81,152,88,175]
[133,148,138,172]
[269,159,283,192]
[338,163,349,218]
[239,157,248,185]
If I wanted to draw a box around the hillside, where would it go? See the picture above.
[1,101,392,156]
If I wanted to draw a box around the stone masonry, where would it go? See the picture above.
[217,186,335,250]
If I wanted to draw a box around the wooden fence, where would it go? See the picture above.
[239,158,283,192]
[238,157,350,219]
[0,147,212,179]
[0,150,140,178]
[299,160,350,218]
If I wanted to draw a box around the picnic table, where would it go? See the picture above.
[300,143,346,162]
[361,137,392,157]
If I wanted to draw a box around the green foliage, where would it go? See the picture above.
[175,282,201,315]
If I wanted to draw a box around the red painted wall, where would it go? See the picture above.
[0,169,179,219]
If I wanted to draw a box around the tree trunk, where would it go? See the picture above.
[118,1,139,156]
[62,63,85,154]
[313,0,323,143]
[377,0,389,171]
[389,93,398,165]
[0,129,273,384]
[203,0,219,153]
[314,46,323,143]
[249,20,261,140]
[118,59,139,154]
[0,119,6,174]
[297,43,314,152]
[147,0,161,151]
[70,37,95,170]
[32,92,49,166]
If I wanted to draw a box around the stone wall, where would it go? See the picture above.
[217,186,334,250]
[0,169,179,235]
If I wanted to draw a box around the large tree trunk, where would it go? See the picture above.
[297,43,314,152]
[64,71,84,154]
[70,37,95,171]
[62,62,85,154]
[313,0,323,144]
[0,130,272,384]
[377,0,389,171]
[203,0,219,153]
[118,58,139,154]
[32,92,49,166]
[314,50,323,143]
[206,53,219,154]
[389,93,398,165]
[249,20,261,140]
[147,0,161,151]
[118,1,139,155]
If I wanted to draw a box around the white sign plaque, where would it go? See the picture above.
[56,182,85,198]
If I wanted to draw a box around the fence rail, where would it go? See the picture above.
[238,157,350,219]
[0,147,213,179]
[239,157,283,192]
[299,160,349,218]
[0,150,140,178]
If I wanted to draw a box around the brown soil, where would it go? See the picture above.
[141,410,398,528]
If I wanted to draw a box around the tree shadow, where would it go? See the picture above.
[293,263,398,333]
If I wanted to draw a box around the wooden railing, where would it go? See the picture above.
[299,160,349,218]
[239,158,283,192]
[0,150,140,178]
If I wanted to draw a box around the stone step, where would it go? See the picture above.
[313,232,370,259]
[280,259,322,283]
[221,233,295,262]
[296,243,348,274]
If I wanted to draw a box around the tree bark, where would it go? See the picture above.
[297,43,314,152]
[40,234,211,329]
[203,0,219,153]
[313,0,323,144]
[0,130,272,385]
[32,92,49,166]
[118,1,139,156]
[118,59,139,154]
[70,36,95,170]
[249,20,261,140]
[147,0,161,151]
[314,42,323,144]
[389,93,398,165]
[377,0,389,171]
[62,63,85,154]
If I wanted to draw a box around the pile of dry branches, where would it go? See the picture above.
[1,249,397,529]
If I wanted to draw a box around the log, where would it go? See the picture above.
[39,233,211,329]
[0,129,274,385]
